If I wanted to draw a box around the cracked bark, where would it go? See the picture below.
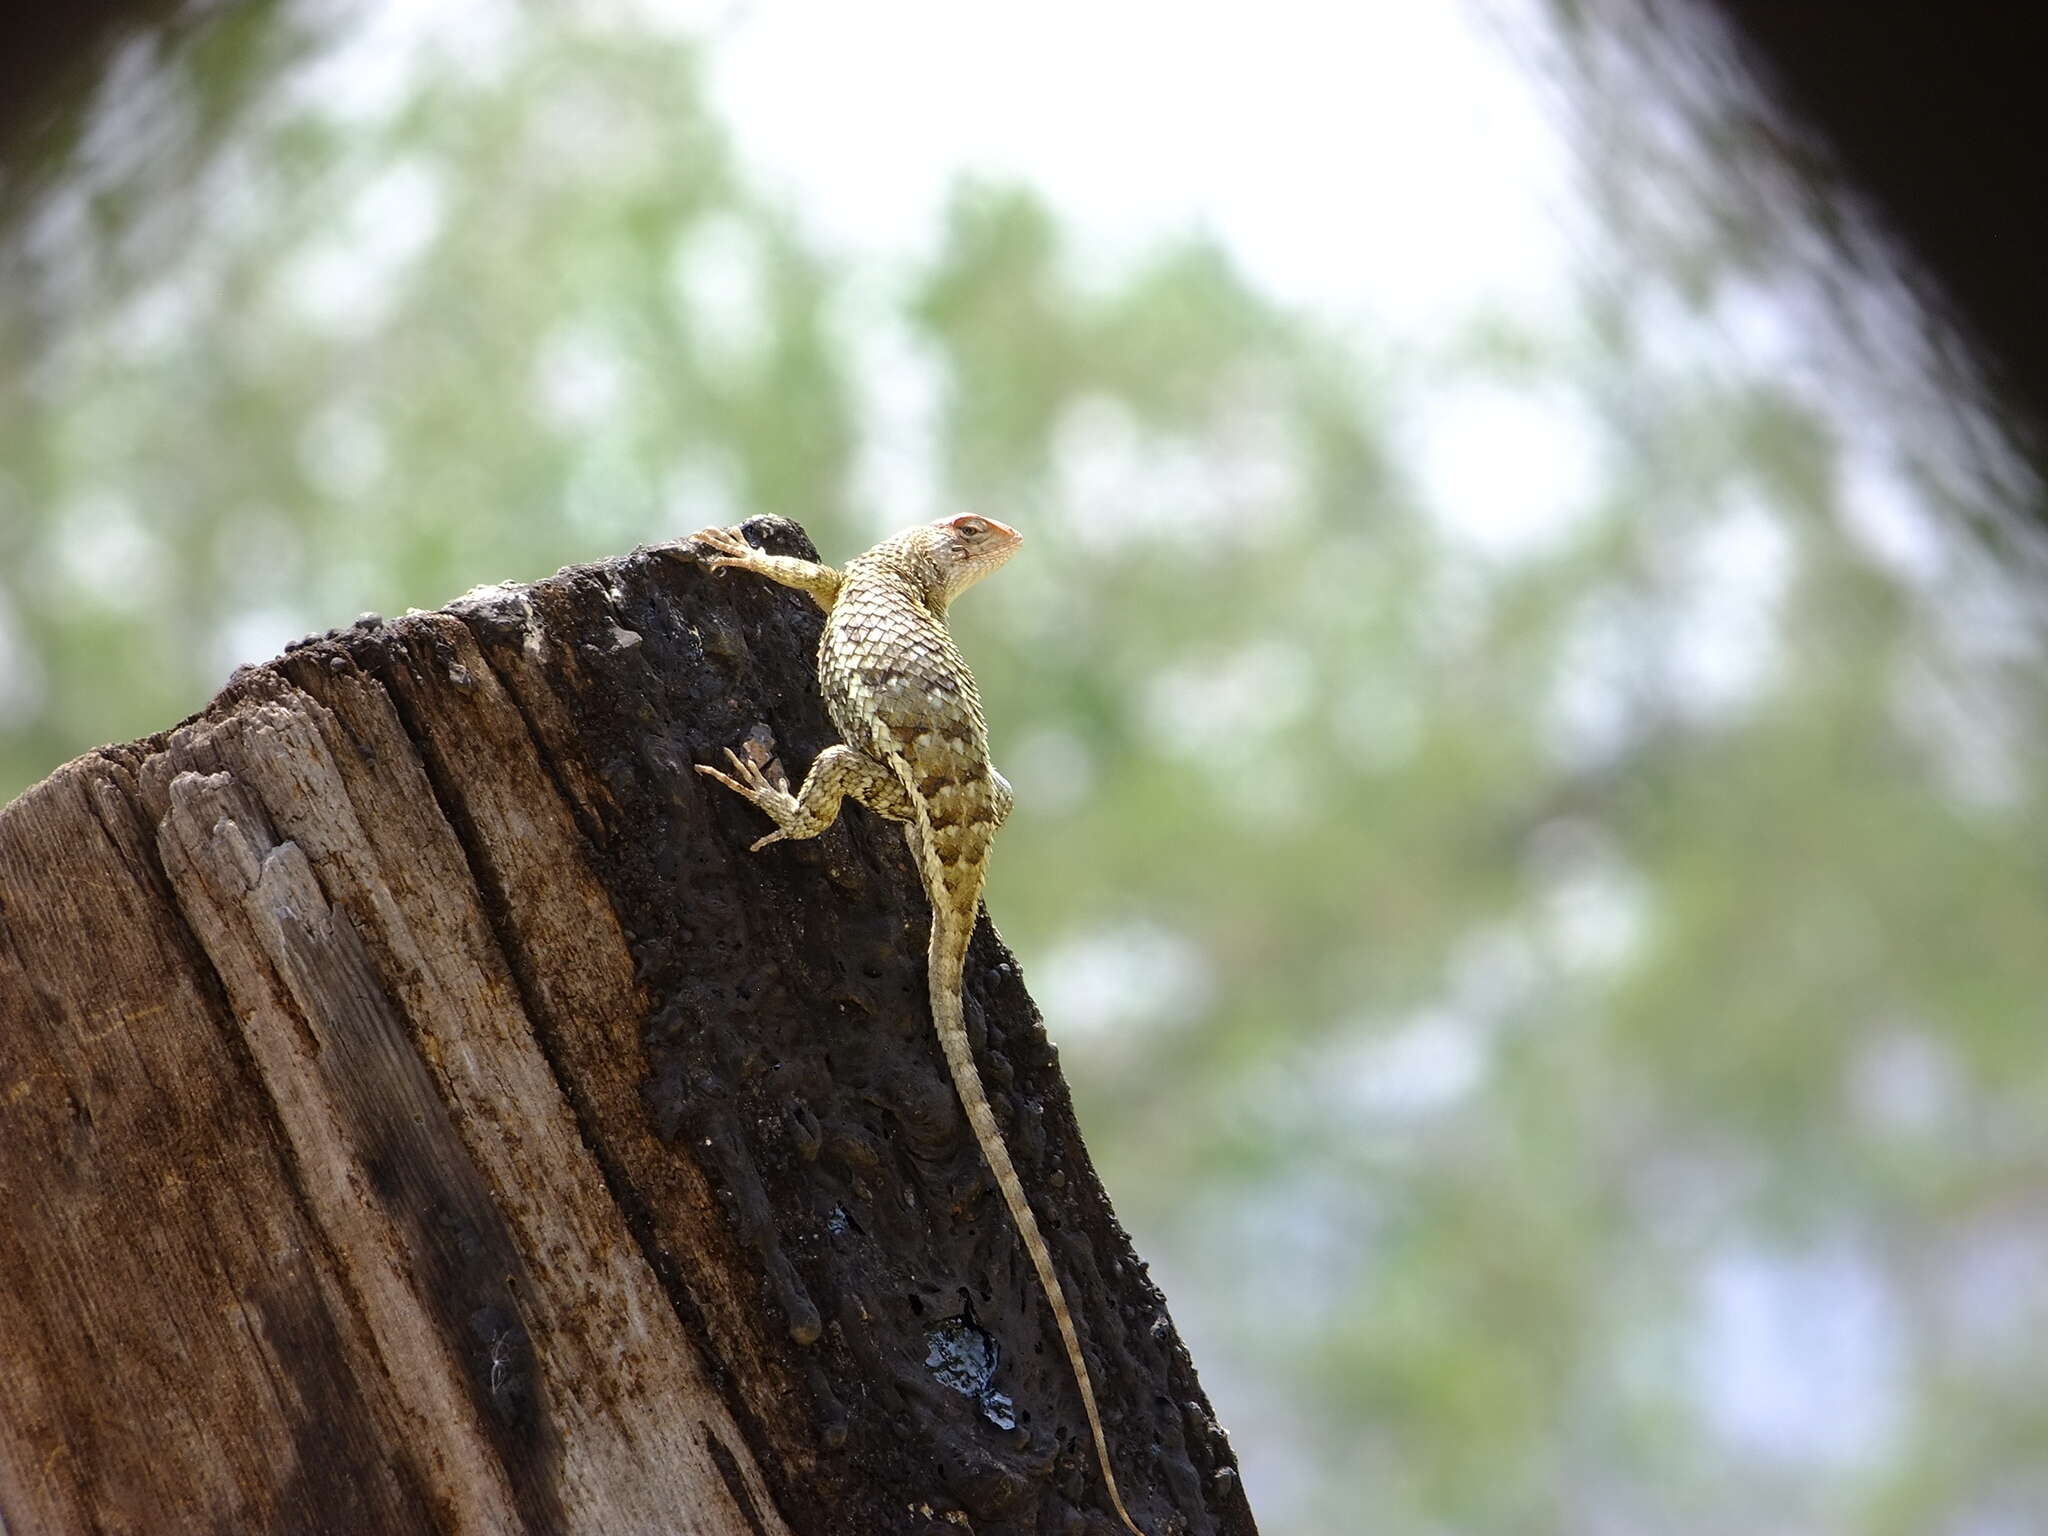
[0,520,1256,1536]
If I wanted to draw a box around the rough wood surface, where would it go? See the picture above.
[0,520,1256,1536]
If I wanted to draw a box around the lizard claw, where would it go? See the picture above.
[697,745,794,844]
[702,745,788,797]
[686,526,756,572]
[694,761,738,794]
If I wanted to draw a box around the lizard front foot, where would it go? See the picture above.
[685,525,758,575]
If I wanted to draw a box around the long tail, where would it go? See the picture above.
[928,908,1146,1536]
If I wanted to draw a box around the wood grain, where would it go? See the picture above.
[0,523,1256,1536]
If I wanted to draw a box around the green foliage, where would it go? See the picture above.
[4,9,2045,1534]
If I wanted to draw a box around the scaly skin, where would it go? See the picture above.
[689,515,1146,1536]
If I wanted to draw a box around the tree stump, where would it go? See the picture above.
[0,519,1255,1536]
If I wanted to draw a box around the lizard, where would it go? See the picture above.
[687,514,1148,1536]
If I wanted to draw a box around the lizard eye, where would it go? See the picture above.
[953,516,988,541]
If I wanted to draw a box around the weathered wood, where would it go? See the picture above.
[0,520,1255,1535]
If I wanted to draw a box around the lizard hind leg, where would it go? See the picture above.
[697,742,911,850]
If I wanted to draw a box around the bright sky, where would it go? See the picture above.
[280,0,1596,567]
[704,0,1577,337]
[697,0,1611,567]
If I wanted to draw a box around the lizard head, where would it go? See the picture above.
[919,513,1022,604]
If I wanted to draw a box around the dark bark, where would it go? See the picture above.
[1704,0,2048,455]
[0,519,1254,1536]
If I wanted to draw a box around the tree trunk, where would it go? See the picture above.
[0,519,1255,1536]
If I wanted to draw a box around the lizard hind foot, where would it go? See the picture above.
[697,746,792,804]
[698,746,802,851]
